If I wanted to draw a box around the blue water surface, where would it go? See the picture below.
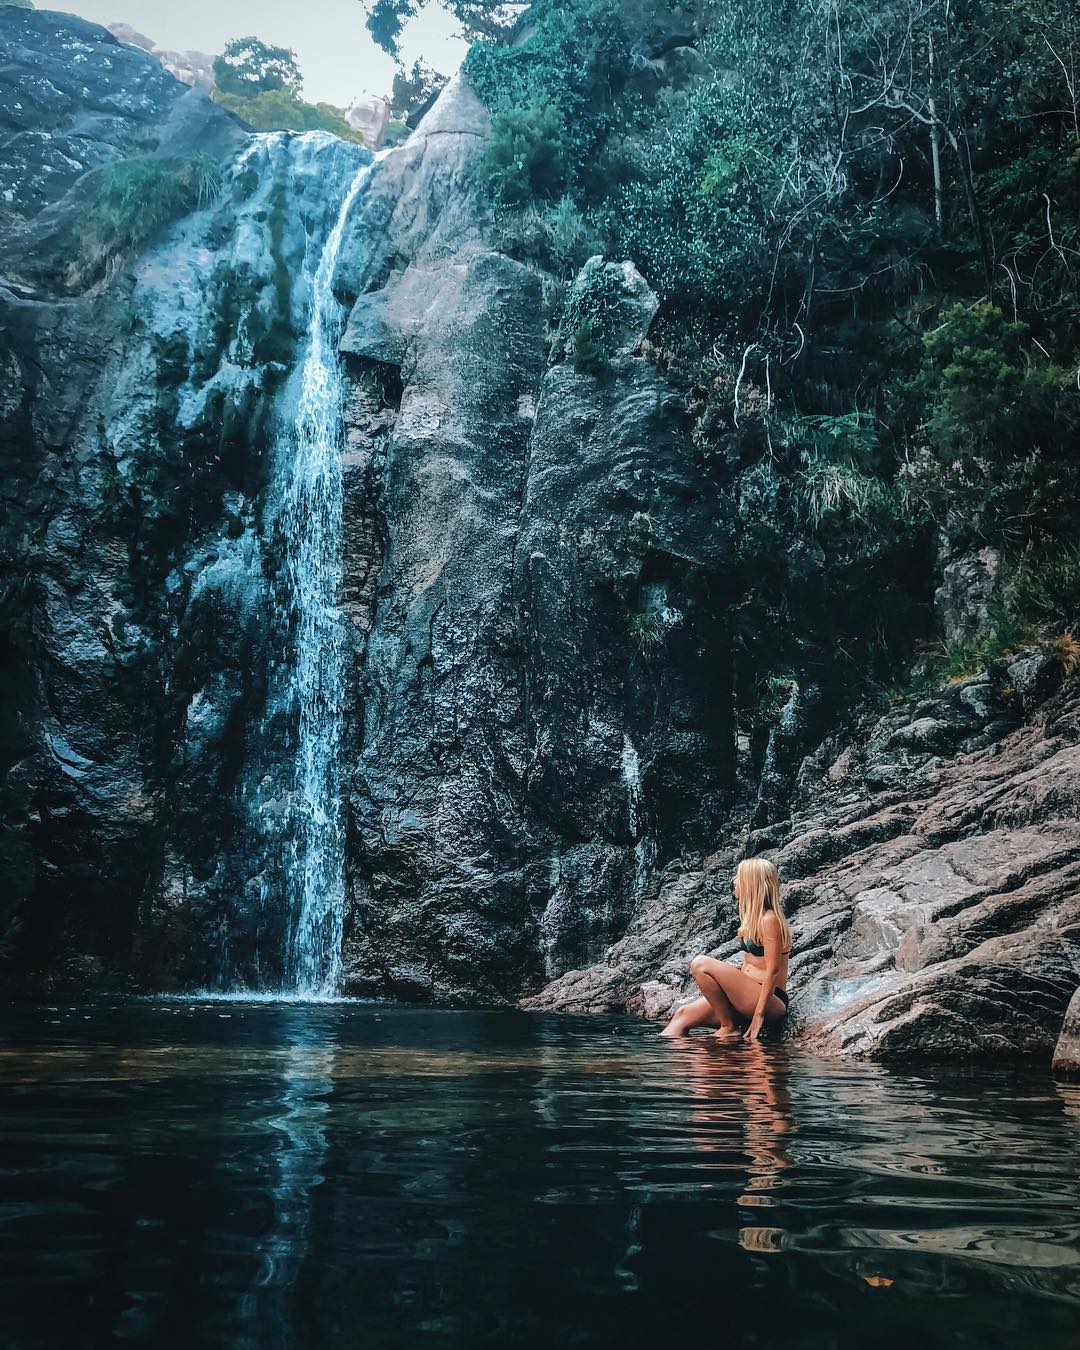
[2,1000,1078,1349]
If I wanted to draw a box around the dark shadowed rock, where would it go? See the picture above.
[0,9,368,990]
[0,7,241,285]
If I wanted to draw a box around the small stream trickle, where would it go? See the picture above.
[277,155,374,998]
[620,732,642,837]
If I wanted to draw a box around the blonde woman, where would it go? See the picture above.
[660,857,792,1040]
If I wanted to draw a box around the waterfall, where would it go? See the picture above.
[620,732,642,837]
[277,156,373,999]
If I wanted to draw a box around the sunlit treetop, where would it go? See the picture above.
[212,37,303,98]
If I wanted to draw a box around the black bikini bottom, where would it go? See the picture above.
[773,987,790,1011]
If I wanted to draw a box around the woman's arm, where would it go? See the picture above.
[744,912,782,1041]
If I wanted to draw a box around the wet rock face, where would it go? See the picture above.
[934,547,1002,645]
[0,8,370,991]
[334,79,738,1001]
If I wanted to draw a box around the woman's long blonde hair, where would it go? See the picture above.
[735,858,792,952]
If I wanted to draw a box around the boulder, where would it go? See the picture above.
[935,546,1001,643]
[345,94,391,149]
[0,7,241,279]
[1052,989,1080,1076]
[560,255,659,359]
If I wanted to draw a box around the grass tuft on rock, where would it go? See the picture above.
[65,153,224,291]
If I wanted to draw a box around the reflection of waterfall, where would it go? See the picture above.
[238,1029,337,1348]
[278,159,373,998]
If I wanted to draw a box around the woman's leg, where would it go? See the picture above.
[658,994,724,1037]
[690,956,787,1023]
[688,955,743,1035]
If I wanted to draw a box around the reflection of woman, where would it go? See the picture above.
[732,1041,793,1252]
[681,1035,793,1254]
[660,858,792,1040]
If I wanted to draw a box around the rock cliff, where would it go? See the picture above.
[1,10,1076,1061]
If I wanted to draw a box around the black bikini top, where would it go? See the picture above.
[739,901,790,958]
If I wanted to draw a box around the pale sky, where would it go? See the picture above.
[58,0,470,103]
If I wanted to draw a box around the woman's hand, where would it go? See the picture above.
[744,1014,764,1041]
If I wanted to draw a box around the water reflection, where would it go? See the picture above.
[233,1020,337,1348]
[669,1039,793,1252]
[1,1002,1079,1350]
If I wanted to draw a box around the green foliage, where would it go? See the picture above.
[560,259,622,339]
[211,34,365,144]
[465,0,643,205]
[213,37,301,98]
[496,195,605,275]
[938,606,1037,680]
[212,88,366,144]
[899,302,1080,547]
[922,303,1029,450]
[543,196,604,275]
[390,59,445,121]
[462,0,1080,731]
[363,0,522,59]
[181,151,223,207]
[66,153,223,290]
[917,553,1080,684]
[610,91,789,346]
[628,609,666,652]
[479,101,567,205]
[1004,545,1080,631]
[556,257,627,371]
[737,677,795,735]
[788,414,916,533]
[569,320,609,374]
[797,459,884,532]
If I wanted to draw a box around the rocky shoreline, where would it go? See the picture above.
[525,650,1080,1068]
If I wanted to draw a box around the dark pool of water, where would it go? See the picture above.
[2,1001,1078,1349]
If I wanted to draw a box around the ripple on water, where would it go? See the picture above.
[1,1001,1079,1349]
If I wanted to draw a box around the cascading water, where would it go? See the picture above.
[620,732,642,836]
[276,155,374,999]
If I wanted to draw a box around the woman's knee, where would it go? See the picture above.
[689,954,712,979]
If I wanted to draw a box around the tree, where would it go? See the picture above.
[359,0,527,59]
[390,59,446,122]
[212,37,302,98]
[210,37,366,144]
